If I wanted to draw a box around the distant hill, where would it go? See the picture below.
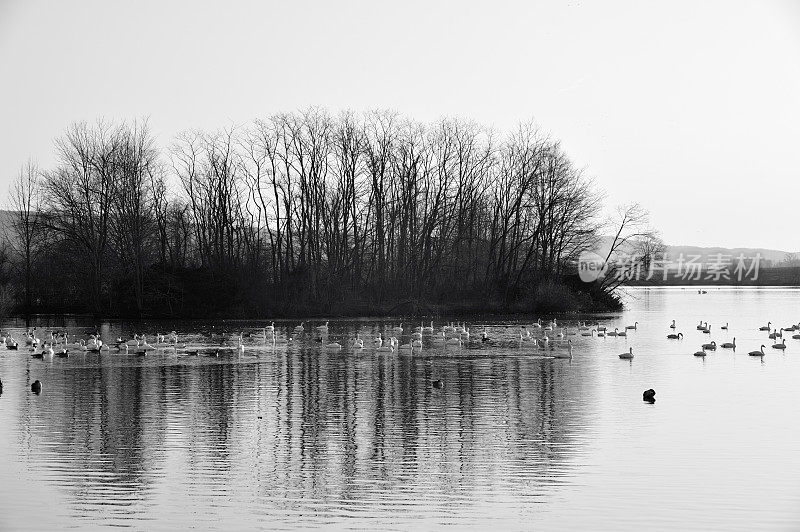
[664,245,795,267]
[594,237,797,268]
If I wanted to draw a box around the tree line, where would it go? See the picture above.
[2,109,627,318]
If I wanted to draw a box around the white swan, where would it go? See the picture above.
[376,337,396,353]
[446,336,462,347]
[553,339,572,359]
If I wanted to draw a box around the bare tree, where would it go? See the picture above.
[599,203,656,292]
[9,160,44,314]
[44,121,117,311]
[634,231,666,271]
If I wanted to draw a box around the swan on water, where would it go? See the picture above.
[553,340,572,359]
[748,345,766,356]
[720,338,736,349]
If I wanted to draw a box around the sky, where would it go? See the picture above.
[1,0,799,250]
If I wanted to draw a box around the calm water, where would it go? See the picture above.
[1,287,799,530]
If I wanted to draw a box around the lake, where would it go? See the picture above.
[1,287,799,530]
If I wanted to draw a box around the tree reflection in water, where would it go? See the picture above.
[7,320,587,528]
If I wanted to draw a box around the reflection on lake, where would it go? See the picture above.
[1,287,799,530]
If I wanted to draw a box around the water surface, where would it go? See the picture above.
[1,287,799,530]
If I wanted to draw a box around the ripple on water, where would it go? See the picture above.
[1,294,800,530]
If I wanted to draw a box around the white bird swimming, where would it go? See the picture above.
[553,340,573,359]
[376,337,396,353]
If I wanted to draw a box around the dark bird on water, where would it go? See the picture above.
[31,380,42,394]
[643,389,656,403]
[432,379,444,389]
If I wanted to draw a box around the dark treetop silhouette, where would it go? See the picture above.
[3,110,635,318]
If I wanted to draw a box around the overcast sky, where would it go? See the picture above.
[1,0,798,250]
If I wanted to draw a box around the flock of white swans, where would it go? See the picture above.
[3,315,796,361]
